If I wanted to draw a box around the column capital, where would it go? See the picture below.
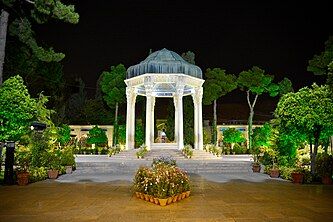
[126,87,137,104]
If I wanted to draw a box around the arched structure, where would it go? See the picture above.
[125,48,204,150]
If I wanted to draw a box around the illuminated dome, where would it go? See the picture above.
[127,48,202,79]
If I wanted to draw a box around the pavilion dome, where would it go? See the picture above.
[127,48,202,79]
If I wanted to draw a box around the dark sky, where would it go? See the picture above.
[35,0,331,114]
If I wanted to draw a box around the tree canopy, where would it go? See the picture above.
[87,125,108,146]
[100,64,127,109]
[307,36,333,76]
[3,0,79,62]
[0,75,36,141]
[275,83,333,173]
[222,128,246,147]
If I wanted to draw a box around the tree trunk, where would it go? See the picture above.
[246,91,258,151]
[0,10,9,85]
[311,126,321,175]
[113,102,119,145]
[248,109,254,150]
[213,99,217,145]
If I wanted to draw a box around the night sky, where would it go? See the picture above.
[35,0,331,120]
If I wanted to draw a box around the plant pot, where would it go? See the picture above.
[321,175,332,185]
[270,169,280,178]
[252,164,261,173]
[135,192,141,198]
[167,196,173,204]
[154,197,159,205]
[172,195,178,203]
[17,172,29,186]
[185,191,190,198]
[144,194,150,201]
[139,193,145,200]
[177,194,182,201]
[291,172,304,184]
[47,170,59,179]
[65,166,73,174]
[158,198,168,206]
[181,192,186,199]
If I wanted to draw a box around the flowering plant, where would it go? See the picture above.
[133,162,190,198]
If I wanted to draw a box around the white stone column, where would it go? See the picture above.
[151,97,156,144]
[192,93,199,150]
[173,96,178,143]
[126,87,136,150]
[130,92,137,149]
[145,81,153,150]
[197,87,203,150]
[176,81,184,150]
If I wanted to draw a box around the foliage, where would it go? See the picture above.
[307,36,333,76]
[0,75,36,141]
[252,123,271,149]
[152,156,177,167]
[15,145,31,172]
[28,166,48,183]
[135,121,145,147]
[275,83,333,174]
[118,125,126,145]
[222,128,246,149]
[83,98,113,125]
[182,144,194,158]
[86,125,108,146]
[108,144,124,156]
[166,100,175,141]
[315,153,333,177]
[204,144,222,156]
[65,78,87,124]
[237,66,283,151]
[100,64,127,144]
[136,144,148,158]
[203,127,212,145]
[203,68,237,143]
[182,96,194,145]
[181,51,195,64]
[60,145,75,167]
[57,124,71,146]
[4,0,79,62]
[133,163,190,198]
[233,143,247,154]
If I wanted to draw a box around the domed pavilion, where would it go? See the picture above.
[125,48,204,150]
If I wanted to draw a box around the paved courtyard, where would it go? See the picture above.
[1,173,333,222]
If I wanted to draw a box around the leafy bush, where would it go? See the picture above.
[315,153,333,177]
[60,145,75,167]
[152,156,177,167]
[118,125,126,144]
[29,167,48,183]
[58,124,71,145]
[87,125,108,146]
[108,144,124,156]
[203,127,212,145]
[233,143,246,154]
[136,144,148,159]
[182,144,193,158]
[135,122,144,147]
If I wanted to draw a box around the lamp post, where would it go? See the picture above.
[4,141,15,185]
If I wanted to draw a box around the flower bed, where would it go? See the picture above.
[133,162,191,206]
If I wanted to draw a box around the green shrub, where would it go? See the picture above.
[279,166,294,180]
[87,125,108,146]
[182,144,194,158]
[29,166,48,183]
[60,145,75,167]
[136,144,148,158]
[203,127,212,145]
[233,143,246,154]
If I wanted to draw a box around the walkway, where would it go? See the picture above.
[1,174,333,221]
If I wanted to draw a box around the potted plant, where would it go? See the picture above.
[47,150,61,179]
[61,146,75,174]
[15,146,31,186]
[270,163,280,178]
[251,146,261,173]
[316,153,333,185]
[291,164,304,184]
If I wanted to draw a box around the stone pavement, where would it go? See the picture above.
[1,174,333,222]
